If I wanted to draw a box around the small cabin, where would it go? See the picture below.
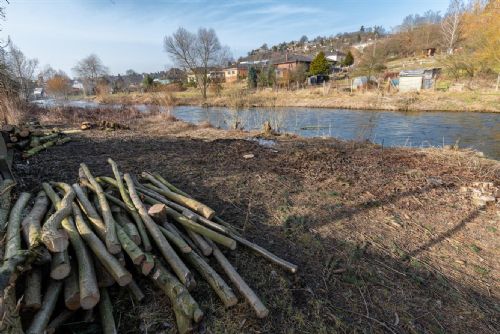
[399,68,441,92]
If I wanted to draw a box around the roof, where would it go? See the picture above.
[272,54,312,65]
[400,68,441,77]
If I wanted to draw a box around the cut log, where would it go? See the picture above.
[45,183,100,309]
[142,172,215,219]
[64,266,81,311]
[26,280,63,334]
[158,225,191,253]
[141,253,155,276]
[72,203,132,286]
[98,287,118,334]
[4,192,31,260]
[116,224,145,265]
[126,280,145,303]
[149,260,203,334]
[95,259,115,288]
[80,163,121,254]
[72,183,106,240]
[124,173,194,290]
[114,210,141,245]
[46,309,76,334]
[21,190,52,265]
[24,266,42,310]
[22,137,71,158]
[50,251,71,280]
[41,182,73,252]
[183,250,238,308]
[209,241,269,318]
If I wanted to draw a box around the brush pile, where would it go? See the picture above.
[1,123,71,158]
[80,121,130,131]
[0,159,297,333]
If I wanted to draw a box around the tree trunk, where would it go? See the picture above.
[50,250,71,280]
[98,287,117,334]
[80,163,121,254]
[4,192,31,260]
[21,191,51,265]
[24,267,42,310]
[107,159,151,251]
[149,261,203,334]
[64,266,81,311]
[124,174,195,290]
[27,280,63,334]
[209,241,269,318]
[73,203,131,286]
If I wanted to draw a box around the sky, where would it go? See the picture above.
[2,0,450,76]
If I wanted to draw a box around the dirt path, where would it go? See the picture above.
[13,125,499,333]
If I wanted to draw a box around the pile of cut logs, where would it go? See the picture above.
[1,124,71,158]
[0,159,297,333]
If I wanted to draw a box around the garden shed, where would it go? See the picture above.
[399,68,441,92]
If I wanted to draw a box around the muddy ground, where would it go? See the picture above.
[13,118,500,334]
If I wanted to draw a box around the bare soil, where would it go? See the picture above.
[13,118,500,333]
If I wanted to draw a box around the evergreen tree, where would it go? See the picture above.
[309,51,330,75]
[342,51,354,66]
[247,67,257,88]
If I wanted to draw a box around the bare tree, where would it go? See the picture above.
[72,54,109,95]
[5,43,38,101]
[164,27,230,99]
[441,0,464,54]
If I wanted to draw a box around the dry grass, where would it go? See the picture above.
[0,95,31,125]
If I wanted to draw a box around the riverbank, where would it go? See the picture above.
[91,86,500,113]
[16,107,500,333]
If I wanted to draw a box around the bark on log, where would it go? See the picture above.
[149,261,203,334]
[22,137,71,159]
[80,163,121,254]
[4,192,31,260]
[116,224,145,265]
[114,211,141,245]
[141,253,155,276]
[50,251,71,280]
[126,280,145,303]
[72,183,106,240]
[124,174,194,290]
[46,183,100,309]
[46,309,75,334]
[142,172,215,219]
[183,250,238,308]
[64,266,81,311]
[95,259,115,288]
[24,266,42,310]
[21,191,51,265]
[73,203,131,286]
[157,225,191,253]
[186,230,213,256]
[209,242,269,318]
[98,287,118,334]
[41,183,73,252]
[0,179,15,237]
[26,280,63,334]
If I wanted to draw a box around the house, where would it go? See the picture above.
[398,68,441,92]
[223,64,249,83]
[273,54,312,72]
[153,78,172,85]
[325,50,346,63]
[33,87,45,99]
[187,68,224,84]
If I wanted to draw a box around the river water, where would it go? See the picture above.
[34,99,500,160]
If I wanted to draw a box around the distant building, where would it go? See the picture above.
[153,78,172,85]
[325,50,346,63]
[223,64,249,83]
[33,87,45,99]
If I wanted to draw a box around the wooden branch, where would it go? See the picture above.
[64,265,81,311]
[149,260,203,334]
[152,172,192,198]
[114,210,141,245]
[157,225,191,253]
[24,266,42,310]
[21,191,52,265]
[126,280,145,303]
[124,173,195,290]
[116,224,145,265]
[209,241,269,318]
[4,192,31,260]
[98,287,117,334]
[141,253,155,276]
[72,183,106,239]
[95,259,115,288]
[72,203,131,287]
[26,280,63,334]
[183,250,238,308]
[142,172,215,219]
[80,163,120,254]
[186,230,212,256]
[41,182,73,252]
